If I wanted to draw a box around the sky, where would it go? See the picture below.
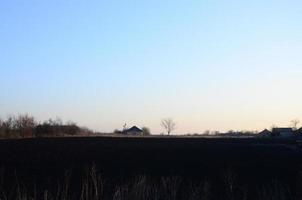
[0,0,302,134]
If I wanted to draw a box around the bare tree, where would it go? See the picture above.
[123,123,127,131]
[203,130,210,135]
[15,114,36,137]
[1,116,14,138]
[54,117,63,126]
[142,127,151,136]
[290,119,300,131]
[161,118,176,135]
[0,118,3,138]
[270,124,277,132]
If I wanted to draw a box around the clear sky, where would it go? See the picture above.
[1,0,302,134]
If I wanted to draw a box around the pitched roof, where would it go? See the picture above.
[124,126,143,133]
[295,127,302,134]
[258,129,271,135]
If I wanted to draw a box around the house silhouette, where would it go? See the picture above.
[123,126,143,135]
[272,128,293,137]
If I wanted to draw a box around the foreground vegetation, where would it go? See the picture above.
[0,114,93,138]
[0,165,299,200]
[0,136,301,200]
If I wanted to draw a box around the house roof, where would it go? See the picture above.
[295,127,302,134]
[124,126,143,133]
[272,128,293,133]
[258,129,271,135]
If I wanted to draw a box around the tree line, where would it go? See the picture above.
[0,114,92,139]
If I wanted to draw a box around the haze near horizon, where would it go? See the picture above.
[1,0,302,134]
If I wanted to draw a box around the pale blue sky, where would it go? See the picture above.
[1,0,302,133]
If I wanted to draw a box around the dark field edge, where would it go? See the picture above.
[0,137,301,199]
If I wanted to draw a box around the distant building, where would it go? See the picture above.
[123,126,143,135]
[258,129,272,138]
[294,127,302,135]
[272,128,294,137]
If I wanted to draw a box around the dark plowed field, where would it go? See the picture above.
[0,137,302,199]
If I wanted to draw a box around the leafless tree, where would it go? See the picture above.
[203,130,210,135]
[142,127,151,136]
[1,116,14,138]
[161,118,176,135]
[15,114,36,137]
[290,119,300,131]
[0,118,3,138]
[270,124,277,132]
[123,123,127,131]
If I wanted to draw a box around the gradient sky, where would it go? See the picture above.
[1,0,302,134]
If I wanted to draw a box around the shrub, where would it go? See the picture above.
[142,127,151,136]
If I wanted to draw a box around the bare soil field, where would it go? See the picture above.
[0,137,301,199]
